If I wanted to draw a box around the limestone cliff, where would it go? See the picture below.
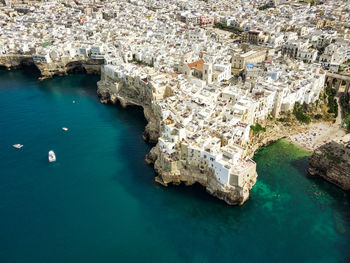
[96,66,161,143]
[0,55,34,70]
[96,65,257,205]
[149,145,257,205]
[36,58,103,80]
[309,134,350,190]
[0,55,102,79]
[246,117,309,158]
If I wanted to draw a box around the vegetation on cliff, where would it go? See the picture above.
[314,113,323,119]
[251,123,266,134]
[340,93,350,131]
[325,87,338,118]
[293,102,311,124]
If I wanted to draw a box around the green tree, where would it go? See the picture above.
[251,123,266,134]
[293,102,311,124]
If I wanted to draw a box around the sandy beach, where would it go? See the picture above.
[288,122,346,151]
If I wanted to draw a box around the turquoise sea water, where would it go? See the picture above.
[0,68,349,263]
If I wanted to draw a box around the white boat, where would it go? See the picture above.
[62,127,68,131]
[48,150,56,162]
[13,144,23,149]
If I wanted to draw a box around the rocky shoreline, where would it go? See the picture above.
[96,65,259,205]
[0,55,34,70]
[309,134,350,191]
[0,54,103,79]
[2,54,346,205]
[94,64,319,205]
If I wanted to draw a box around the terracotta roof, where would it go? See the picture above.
[187,59,204,71]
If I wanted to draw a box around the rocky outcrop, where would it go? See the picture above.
[96,66,161,143]
[0,55,102,79]
[0,55,35,70]
[149,145,257,205]
[96,65,258,205]
[36,58,103,80]
[246,118,309,158]
[309,134,350,190]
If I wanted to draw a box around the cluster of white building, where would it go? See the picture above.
[99,55,325,187]
[0,0,347,188]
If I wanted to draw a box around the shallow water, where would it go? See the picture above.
[0,69,349,263]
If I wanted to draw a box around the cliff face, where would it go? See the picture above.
[309,135,350,190]
[36,59,103,80]
[148,146,257,205]
[0,55,35,70]
[96,66,161,143]
[246,118,309,158]
[97,66,258,205]
[0,55,102,79]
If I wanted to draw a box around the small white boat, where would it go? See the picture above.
[48,150,56,162]
[73,100,75,103]
[13,144,23,149]
[62,127,68,131]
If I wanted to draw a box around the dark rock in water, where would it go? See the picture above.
[307,167,318,176]
[309,135,350,190]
